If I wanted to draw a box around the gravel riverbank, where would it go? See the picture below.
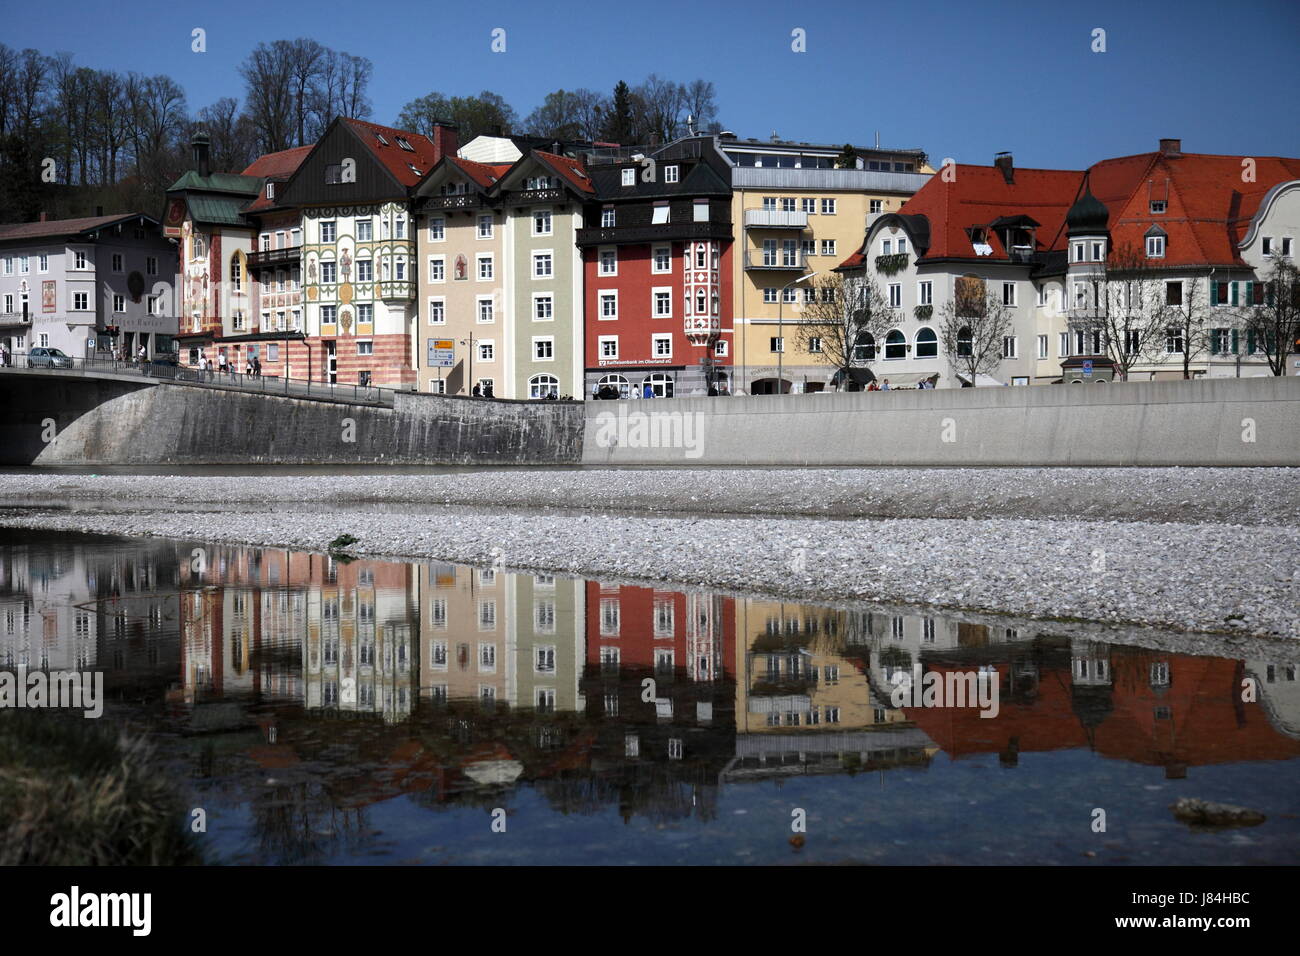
[2,466,1298,641]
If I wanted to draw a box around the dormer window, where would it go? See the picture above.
[1149,200,1167,214]
[1145,227,1166,259]
[664,165,679,183]
[375,133,389,146]
[621,168,635,186]
[396,136,415,152]
[265,183,275,200]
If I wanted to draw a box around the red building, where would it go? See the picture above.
[578,137,735,398]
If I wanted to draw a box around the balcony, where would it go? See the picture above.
[0,312,32,329]
[247,245,301,270]
[376,280,415,302]
[425,193,483,210]
[744,250,810,271]
[575,220,732,247]
[503,187,566,206]
[743,209,809,229]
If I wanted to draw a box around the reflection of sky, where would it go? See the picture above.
[196,750,1300,866]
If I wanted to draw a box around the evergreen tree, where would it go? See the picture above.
[601,80,634,144]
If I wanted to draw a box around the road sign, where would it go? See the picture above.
[428,338,455,367]
[1082,359,1093,377]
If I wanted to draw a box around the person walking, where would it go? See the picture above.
[483,382,494,399]
[643,382,654,399]
[472,383,481,397]
[198,352,208,381]
[881,379,891,391]
[252,355,261,377]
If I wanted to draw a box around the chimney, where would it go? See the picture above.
[429,120,459,163]
[1159,138,1182,157]
[994,152,1014,185]
[191,131,211,177]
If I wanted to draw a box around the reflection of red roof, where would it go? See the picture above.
[242,146,313,178]
[343,118,443,188]
[908,654,1300,768]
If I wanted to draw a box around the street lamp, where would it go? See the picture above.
[777,271,817,394]
[459,334,475,395]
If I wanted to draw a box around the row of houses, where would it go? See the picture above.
[2,122,1296,394]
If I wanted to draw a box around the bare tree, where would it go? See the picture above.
[681,79,717,132]
[196,98,257,173]
[632,74,685,144]
[239,41,295,153]
[938,277,1015,385]
[396,90,517,141]
[524,88,607,142]
[1237,256,1300,376]
[1162,273,1214,379]
[792,273,892,389]
[1068,243,1170,380]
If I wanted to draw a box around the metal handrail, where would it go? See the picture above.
[0,351,395,406]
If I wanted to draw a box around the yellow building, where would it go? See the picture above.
[730,166,932,394]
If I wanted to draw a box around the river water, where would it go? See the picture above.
[2,526,1297,865]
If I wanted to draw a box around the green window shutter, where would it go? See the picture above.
[1230,281,1238,306]
[1210,281,1219,306]
[1210,329,1221,354]
[1231,329,1239,353]
[1247,330,1255,354]
[1245,281,1254,306]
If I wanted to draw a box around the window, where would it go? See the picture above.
[714,339,728,357]
[320,221,336,243]
[1282,237,1294,257]
[74,250,88,269]
[599,336,618,359]
[356,258,372,282]
[357,340,373,356]
[599,248,617,275]
[1002,282,1017,306]
[801,239,817,257]
[621,168,635,186]
[652,334,672,357]
[477,215,493,239]
[882,239,892,256]
[693,199,708,222]
[770,336,784,353]
[478,341,494,361]
[601,207,615,228]
[821,198,836,215]
[664,165,679,183]
[529,373,559,399]
[534,295,553,321]
[781,198,796,212]
[763,287,777,304]
[112,294,125,313]
[428,257,445,282]
[111,253,123,272]
[1059,332,1070,357]
[888,283,902,308]
[395,217,406,239]
[477,297,494,323]
[884,329,906,359]
[72,291,88,310]
[533,336,554,360]
[918,280,933,305]
[532,208,552,236]
[1037,334,1048,359]
[38,254,48,272]
[1146,234,1165,258]
[821,239,837,255]
[594,290,617,320]
[321,304,337,325]
[652,246,671,273]
[1002,335,1018,359]
[533,252,553,277]
[425,218,442,241]
[915,327,938,358]
[651,203,670,225]
[802,198,816,214]
[1150,199,1167,214]
[653,288,672,317]
[808,336,822,353]
[146,256,157,275]
[147,295,161,316]
[1125,329,1142,355]
[427,298,445,324]
[1073,242,1085,263]
[477,254,493,280]
[1165,327,1184,353]
[870,199,883,214]
[320,261,336,284]
[1166,281,1182,306]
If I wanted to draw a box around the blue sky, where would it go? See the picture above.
[11,0,1300,168]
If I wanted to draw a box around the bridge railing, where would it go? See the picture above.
[0,351,395,406]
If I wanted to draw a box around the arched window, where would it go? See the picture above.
[642,372,674,398]
[956,326,973,357]
[597,373,629,398]
[853,332,875,363]
[231,255,243,292]
[914,326,937,358]
[884,329,906,360]
[528,373,559,399]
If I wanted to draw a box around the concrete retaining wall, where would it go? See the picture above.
[0,375,584,466]
[581,377,1300,467]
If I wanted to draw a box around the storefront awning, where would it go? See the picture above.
[880,371,942,387]
[955,371,1005,387]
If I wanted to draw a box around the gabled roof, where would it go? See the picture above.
[535,151,595,194]
[450,157,512,190]
[0,213,158,243]
[166,170,263,196]
[586,156,730,201]
[241,145,314,179]
[341,117,442,188]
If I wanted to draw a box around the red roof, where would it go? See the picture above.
[450,157,512,189]
[536,151,595,194]
[877,146,1300,270]
[241,146,313,179]
[0,213,149,241]
[342,118,444,188]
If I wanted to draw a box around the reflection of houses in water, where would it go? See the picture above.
[1244,658,1300,740]
[0,532,181,692]
[903,633,1300,774]
[417,562,586,713]
[178,545,418,723]
[726,601,939,781]
[578,582,738,822]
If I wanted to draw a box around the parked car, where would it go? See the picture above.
[27,347,74,369]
